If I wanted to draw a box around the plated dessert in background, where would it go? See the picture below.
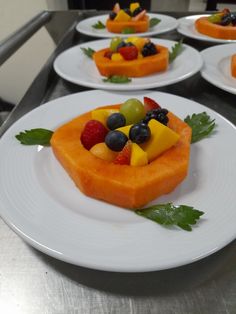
[201,44,236,95]
[53,38,203,90]
[177,9,236,43]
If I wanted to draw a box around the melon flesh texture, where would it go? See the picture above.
[195,17,236,39]
[50,106,192,209]
[231,54,236,78]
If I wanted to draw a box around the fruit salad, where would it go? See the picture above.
[195,8,236,39]
[106,2,149,34]
[50,97,192,208]
[93,36,169,77]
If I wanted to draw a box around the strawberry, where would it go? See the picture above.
[132,9,146,21]
[81,120,108,150]
[104,50,113,59]
[114,140,132,165]
[118,46,138,60]
[143,97,161,113]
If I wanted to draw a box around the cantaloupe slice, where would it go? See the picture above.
[195,17,236,39]
[231,54,236,78]
[50,105,192,209]
[93,45,169,77]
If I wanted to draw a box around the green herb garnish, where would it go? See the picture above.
[80,47,96,59]
[92,20,106,29]
[169,39,183,63]
[121,27,135,34]
[103,75,132,84]
[149,17,161,28]
[184,112,216,143]
[136,203,204,231]
[15,128,53,146]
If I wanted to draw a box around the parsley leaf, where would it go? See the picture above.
[121,27,135,34]
[103,75,132,84]
[80,47,96,59]
[184,112,216,143]
[92,20,105,29]
[136,203,204,231]
[15,128,53,146]
[169,39,183,63]
[149,17,161,28]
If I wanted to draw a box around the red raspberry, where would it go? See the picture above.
[114,140,132,165]
[81,120,108,150]
[118,46,138,60]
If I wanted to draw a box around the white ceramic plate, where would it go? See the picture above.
[201,44,236,94]
[0,90,236,272]
[76,13,178,38]
[178,15,236,43]
[53,38,202,91]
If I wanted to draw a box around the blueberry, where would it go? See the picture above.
[123,8,132,16]
[142,42,158,57]
[117,41,134,51]
[105,130,128,151]
[231,13,236,25]
[129,123,151,144]
[220,13,232,26]
[109,12,117,20]
[145,108,169,125]
[132,7,143,17]
[107,113,126,130]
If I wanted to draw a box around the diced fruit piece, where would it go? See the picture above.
[125,36,149,50]
[141,119,180,161]
[90,142,118,161]
[91,108,119,126]
[142,42,158,57]
[81,120,108,150]
[113,2,120,13]
[138,53,143,59]
[109,12,117,20]
[143,97,161,112]
[110,37,123,52]
[111,53,124,61]
[132,6,143,17]
[129,123,151,144]
[120,98,145,125]
[123,8,132,16]
[116,124,132,137]
[114,10,132,22]
[231,54,236,78]
[132,9,146,21]
[118,45,138,60]
[130,2,140,13]
[114,140,132,164]
[208,13,222,24]
[144,108,169,125]
[130,143,148,166]
[105,130,128,151]
[107,112,126,130]
[104,50,113,59]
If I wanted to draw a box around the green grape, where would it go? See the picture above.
[208,13,222,24]
[110,37,123,52]
[120,98,145,125]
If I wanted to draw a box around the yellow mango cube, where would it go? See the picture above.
[114,10,132,22]
[126,37,149,51]
[111,53,124,61]
[130,2,140,13]
[91,109,118,126]
[131,143,148,166]
[116,124,132,137]
[141,119,180,161]
[90,143,118,162]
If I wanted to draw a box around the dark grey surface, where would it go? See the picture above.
[0,10,236,314]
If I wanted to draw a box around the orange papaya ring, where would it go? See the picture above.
[195,17,236,39]
[93,45,169,78]
[231,54,236,78]
[106,15,149,33]
[51,105,191,209]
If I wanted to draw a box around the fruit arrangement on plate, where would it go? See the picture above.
[93,36,169,77]
[195,8,236,39]
[50,97,192,209]
[106,2,149,34]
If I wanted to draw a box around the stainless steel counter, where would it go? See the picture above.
[0,10,236,314]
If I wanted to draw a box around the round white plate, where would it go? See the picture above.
[53,38,202,91]
[178,15,236,43]
[76,13,178,38]
[0,90,236,272]
[201,44,236,94]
